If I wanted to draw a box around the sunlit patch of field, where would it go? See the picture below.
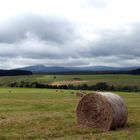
[50,80,89,86]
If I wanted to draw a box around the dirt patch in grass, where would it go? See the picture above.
[50,80,89,86]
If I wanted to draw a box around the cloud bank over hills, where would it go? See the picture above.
[0,0,140,69]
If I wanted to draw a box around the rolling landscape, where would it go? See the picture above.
[0,0,140,139]
[0,67,140,139]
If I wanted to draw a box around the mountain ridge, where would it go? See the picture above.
[16,65,140,73]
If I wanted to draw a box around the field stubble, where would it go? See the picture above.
[0,88,139,139]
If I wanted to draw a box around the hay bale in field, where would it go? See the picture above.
[76,92,127,131]
[76,91,86,97]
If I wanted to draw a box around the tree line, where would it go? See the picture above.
[0,70,32,76]
[9,81,140,92]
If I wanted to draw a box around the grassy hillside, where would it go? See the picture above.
[0,74,140,87]
[0,88,139,139]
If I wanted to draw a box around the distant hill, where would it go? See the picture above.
[130,68,140,75]
[16,65,140,74]
[0,70,32,76]
[18,65,71,73]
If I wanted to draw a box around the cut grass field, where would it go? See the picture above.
[0,74,140,87]
[0,88,139,140]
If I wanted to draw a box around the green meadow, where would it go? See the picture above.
[0,88,139,140]
[0,74,140,87]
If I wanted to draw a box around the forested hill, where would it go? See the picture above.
[130,68,140,74]
[0,70,32,76]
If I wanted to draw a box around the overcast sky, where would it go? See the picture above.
[0,0,140,69]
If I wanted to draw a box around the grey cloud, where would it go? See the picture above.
[0,14,76,44]
[0,38,81,60]
[0,17,140,68]
[87,25,140,58]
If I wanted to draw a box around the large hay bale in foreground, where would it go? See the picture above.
[76,92,127,131]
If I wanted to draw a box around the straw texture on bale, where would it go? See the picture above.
[76,92,127,131]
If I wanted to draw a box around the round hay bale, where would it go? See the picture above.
[76,92,127,131]
[76,92,84,97]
